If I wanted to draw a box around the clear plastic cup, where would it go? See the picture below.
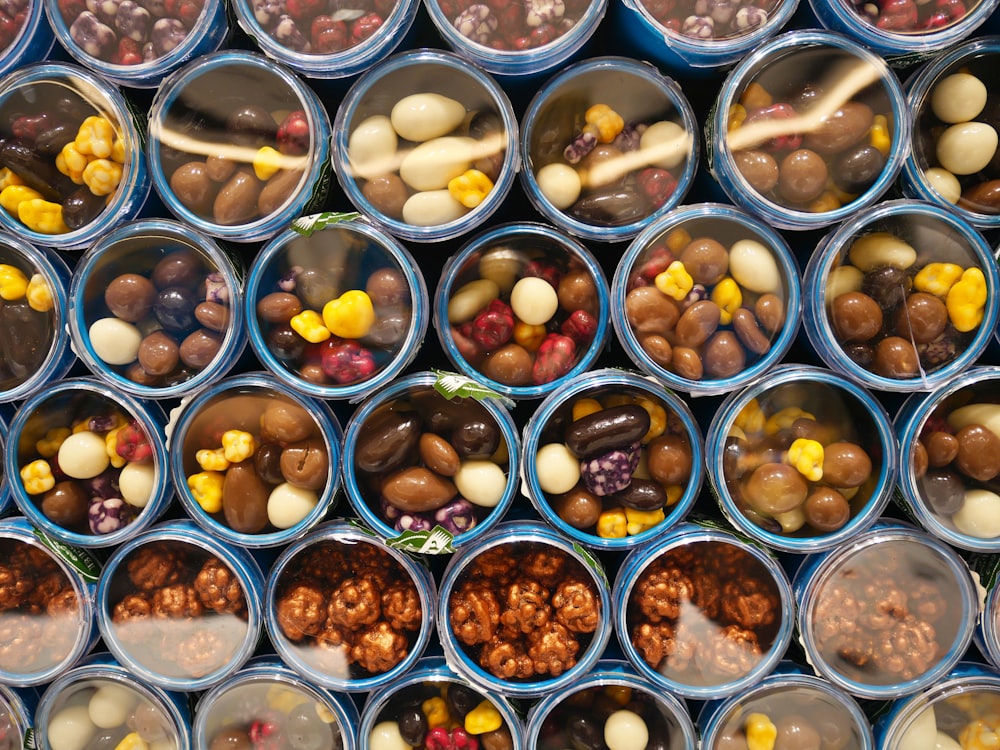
[193,655,359,750]
[0,683,37,750]
[147,50,332,244]
[698,663,873,750]
[802,199,998,392]
[6,378,172,548]
[793,521,978,699]
[43,0,227,87]
[706,364,896,553]
[231,0,419,80]
[521,368,704,550]
[69,219,245,400]
[0,62,150,251]
[0,516,101,687]
[342,372,519,553]
[612,203,801,396]
[973,557,1000,672]
[245,221,428,401]
[169,373,342,549]
[434,221,610,400]
[359,655,522,749]
[902,38,1000,230]
[264,520,436,693]
[520,56,698,243]
[710,29,909,230]
[34,653,191,750]
[0,0,54,79]
[422,0,606,77]
[0,231,75,403]
[333,49,519,243]
[895,366,1000,551]
[96,519,265,692]
[437,520,612,699]
[874,663,1000,750]
[524,659,696,750]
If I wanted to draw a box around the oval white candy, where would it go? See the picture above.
[510,276,559,326]
[89,317,142,366]
[847,232,917,272]
[605,709,649,750]
[368,721,412,750]
[401,190,468,227]
[639,120,690,169]
[48,705,96,750]
[267,482,318,529]
[936,122,998,176]
[536,443,581,495]
[898,707,937,750]
[390,93,467,143]
[399,136,474,192]
[88,684,138,729]
[925,167,962,204]
[536,163,582,209]
[947,403,1000,441]
[953,489,1000,538]
[825,265,864,304]
[119,462,156,508]
[729,239,781,294]
[347,115,398,180]
[453,459,507,507]
[931,73,988,124]
[58,431,111,480]
[448,279,500,324]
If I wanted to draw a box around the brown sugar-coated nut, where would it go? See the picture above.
[328,578,381,629]
[193,558,245,615]
[127,543,185,591]
[275,582,326,641]
[351,621,409,675]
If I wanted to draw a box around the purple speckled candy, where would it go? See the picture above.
[115,1,151,42]
[435,498,477,534]
[151,16,186,54]
[581,442,641,496]
[84,470,121,500]
[70,11,116,57]
[88,495,131,534]
[395,513,433,533]
[380,495,402,521]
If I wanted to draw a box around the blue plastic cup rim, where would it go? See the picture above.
[977,587,1000,673]
[802,199,1000,392]
[168,372,342,549]
[520,56,700,243]
[0,0,55,79]
[43,0,228,87]
[232,0,420,79]
[68,218,246,401]
[342,372,520,550]
[521,368,704,550]
[358,655,524,747]
[611,202,803,396]
[895,366,1000,552]
[436,519,613,699]
[0,62,150,251]
[35,658,192,750]
[96,519,265,692]
[793,522,978,700]
[0,414,8,515]
[0,517,99,687]
[263,520,437,693]
[5,378,172,549]
[902,37,1000,229]
[524,659,697,747]
[434,221,611,400]
[705,364,897,553]
[245,221,429,401]
[333,49,520,243]
[193,655,360,750]
[711,29,910,231]
[423,0,608,76]
[0,683,36,738]
[147,50,332,243]
[612,522,795,700]
[0,231,75,403]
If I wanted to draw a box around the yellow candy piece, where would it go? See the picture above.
[0,263,28,300]
[654,261,694,302]
[625,506,665,536]
[572,398,603,422]
[740,82,773,110]
[808,191,841,214]
[0,167,24,190]
[26,273,54,312]
[290,309,331,344]
[711,277,743,326]
[513,320,547,351]
[870,114,891,157]
[946,267,988,333]
[915,262,963,297]
[665,484,684,506]
[113,734,148,750]
[254,146,283,181]
[597,508,628,538]
[448,168,494,209]
[322,290,375,339]
[0,185,43,216]
[765,407,815,435]
[665,228,692,254]
[105,427,127,468]
[82,158,123,197]
[464,700,503,735]
[422,696,450,728]
[604,685,632,706]
[222,429,257,463]
[196,448,230,472]
[266,685,309,713]
[960,718,1000,750]
[787,438,824,482]
[56,142,91,184]
[18,199,69,234]
[734,398,766,435]
[188,471,224,513]
[584,103,625,144]
[75,116,115,159]
[728,103,747,132]
[745,713,778,750]
[36,427,71,458]
[635,397,667,443]
[111,137,126,164]
[20,459,54,495]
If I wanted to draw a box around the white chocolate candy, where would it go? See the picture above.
[936,122,998,176]
[536,163,582,210]
[639,120,690,169]
[898,707,937,750]
[729,239,781,294]
[947,403,1000,441]
[398,136,474,192]
[48,705,96,750]
[952,489,1000,538]
[390,93,467,143]
[448,279,500,324]
[119,462,156,508]
[88,684,138,729]
[453,459,506,507]
[536,443,581,495]
[925,167,962,204]
[847,232,917,272]
[478,247,524,295]
[368,721,412,750]
[825,265,864,304]
[58,431,110,480]
[510,276,558,326]
[605,710,649,750]
[89,317,142,366]
[401,190,467,227]
[267,482,318,529]
[931,73,988,124]
[347,115,398,180]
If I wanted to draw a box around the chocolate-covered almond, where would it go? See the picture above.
[381,467,457,512]
[611,478,668,511]
[355,410,422,474]
[223,462,270,534]
[564,404,651,459]
[280,440,330,490]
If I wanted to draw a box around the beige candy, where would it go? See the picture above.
[390,93,467,142]
[847,232,917,272]
[402,190,467,227]
[399,136,474,191]
[729,238,781,294]
[947,403,1000,441]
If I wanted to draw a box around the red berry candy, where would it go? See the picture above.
[636,167,678,210]
[286,0,326,21]
[876,0,918,29]
[114,37,144,65]
[532,333,576,385]
[744,103,802,152]
[471,298,515,349]
[276,111,310,156]
[311,15,349,52]
[561,309,598,345]
[116,422,153,463]
[320,340,377,384]
[350,12,383,43]
[523,259,562,289]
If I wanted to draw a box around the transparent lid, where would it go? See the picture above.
[435,222,609,398]
[882,677,1000,750]
[247,223,428,400]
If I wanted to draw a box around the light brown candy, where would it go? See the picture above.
[419,433,461,477]
[223,462,270,533]
[381,467,457,512]
[214,169,263,226]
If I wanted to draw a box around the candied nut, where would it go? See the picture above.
[47,588,79,617]
[313,623,354,672]
[721,577,778,629]
[696,624,763,678]
[381,582,422,632]
[499,580,551,634]
[471,547,517,584]
[632,620,677,667]
[0,563,33,609]
[176,627,229,678]
[152,583,203,619]
[328,578,381,629]
[480,637,534,680]
[527,620,579,676]
[127,543,184,591]
[636,565,694,622]
[193,557,245,614]
[521,549,566,588]
[277,582,326,641]
[872,617,938,681]
[552,579,599,633]
[450,585,501,646]
[112,592,153,624]
[350,621,408,674]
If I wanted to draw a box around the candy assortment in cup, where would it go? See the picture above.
[343,373,519,549]
[803,200,998,391]
[335,49,518,243]
[148,51,330,243]
[613,203,800,395]
[171,374,341,548]
[6,379,170,548]
[0,684,35,750]
[246,222,428,401]
[522,368,703,549]
[435,222,609,399]
[521,56,697,242]
[707,365,895,552]
[265,522,436,692]
[0,0,54,80]
[70,220,244,399]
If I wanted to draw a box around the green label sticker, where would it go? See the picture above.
[965,551,1000,591]
[290,211,362,236]
[32,528,101,583]
[386,526,456,555]
[23,728,34,750]
[432,370,515,410]
[572,542,609,589]
[346,518,379,538]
